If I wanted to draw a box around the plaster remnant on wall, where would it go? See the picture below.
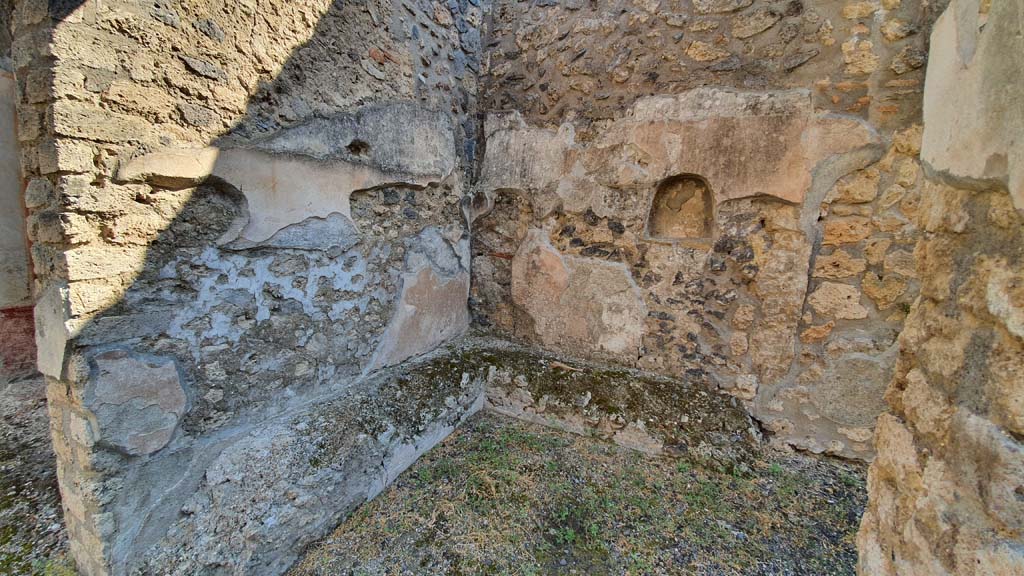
[117,102,457,246]
[510,229,647,362]
[85,350,187,456]
[35,282,72,380]
[921,0,1024,210]
[0,73,31,310]
[479,88,879,222]
[368,226,471,371]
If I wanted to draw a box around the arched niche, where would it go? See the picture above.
[646,174,714,241]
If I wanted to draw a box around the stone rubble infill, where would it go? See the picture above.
[0,376,70,574]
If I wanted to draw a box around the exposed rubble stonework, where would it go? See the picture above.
[472,85,923,459]
[472,0,943,461]
[9,0,483,573]
[857,0,1024,573]
[4,0,1021,574]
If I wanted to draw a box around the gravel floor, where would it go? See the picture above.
[291,412,867,576]
[0,375,72,575]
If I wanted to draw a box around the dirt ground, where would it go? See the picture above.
[291,411,867,576]
[2,376,866,576]
[0,375,72,575]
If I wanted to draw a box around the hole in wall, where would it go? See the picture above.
[646,174,714,240]
[346,139,371,156]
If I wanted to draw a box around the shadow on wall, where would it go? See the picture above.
[23,0,479,573]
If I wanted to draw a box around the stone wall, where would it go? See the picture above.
[0,30,35,383]
[470,0,941,459]
[857,0,1024,572]
[8,0,486,574]
[0,67,34,376]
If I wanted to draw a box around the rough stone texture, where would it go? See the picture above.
[132,349,484,576]
[475,0,940,459]
[7,0,1004,573]
[480,340,758,466]
[857,0,1024,573]
[482,0,942,132]
[8,0,483,574]
[472,86,921,460]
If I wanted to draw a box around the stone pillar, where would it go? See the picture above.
[857,0,1024,573]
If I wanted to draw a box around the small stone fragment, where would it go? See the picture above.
[842,39,879,75]
[732,9,783,38]
[814,250,867,279]
[801,321,835,343]
[862,272,907,309]
[842,1,877,19]
[686,41,731,62]
[692,0,754,14]
[180,56,227,81]
[823,217,873,245]
[809,281,869,319]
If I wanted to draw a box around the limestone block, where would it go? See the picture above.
[511,229,646,362]
[813,249,867,279]
[842,1,877,18]
[52,102,158,144]
[63,246,148,281]
[822,217,872,245]
[800,321,835,343]
[686,41,730,61]
[84,350,187,456]
[921,0,1024,210]
[841,39,879,75]
[827,169,879,204]
[808,281,869,319]
[37,139,95,174]
[732,304,756,330]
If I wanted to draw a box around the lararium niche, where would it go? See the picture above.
[646,174,714,241]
